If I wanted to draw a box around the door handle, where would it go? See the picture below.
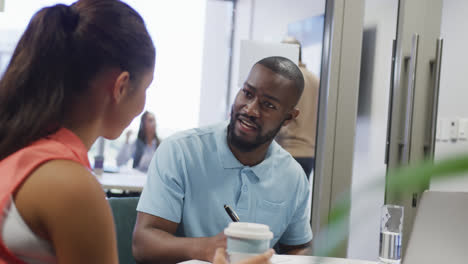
[428,38,443,160]
[401,34,419,165]
[385,39,397,165]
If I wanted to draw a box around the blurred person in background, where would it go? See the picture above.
[116,111,160,172]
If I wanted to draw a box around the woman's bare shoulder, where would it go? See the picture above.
[15,159,118,263]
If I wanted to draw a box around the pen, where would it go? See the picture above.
[224,204,240,222]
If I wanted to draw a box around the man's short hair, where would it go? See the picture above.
[256,56,304,102]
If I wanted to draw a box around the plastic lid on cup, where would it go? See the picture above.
[224,222,274,240]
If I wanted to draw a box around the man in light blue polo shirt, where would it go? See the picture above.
[133,56,312,263]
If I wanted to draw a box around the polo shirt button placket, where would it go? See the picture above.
[235,168,251,214]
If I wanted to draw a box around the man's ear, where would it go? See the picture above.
[283,108,300,126]
[112,71,131,104]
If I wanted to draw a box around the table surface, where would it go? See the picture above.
[98,172,380,264]
[179,255,379,264]
[96,168,147,192]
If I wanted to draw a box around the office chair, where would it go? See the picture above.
[108,197,139,264]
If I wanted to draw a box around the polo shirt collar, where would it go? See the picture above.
[250,143,276,180]
[215,122,277,180]
[215,123,243,169]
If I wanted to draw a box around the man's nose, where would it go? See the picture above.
[244,99,260,118]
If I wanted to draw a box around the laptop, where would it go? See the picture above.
[403,191,468,263]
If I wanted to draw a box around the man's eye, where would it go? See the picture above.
[243,89,253,98]
[264,101,276,109]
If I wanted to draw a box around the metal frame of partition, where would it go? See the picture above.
[224,0,237,116]
[311,0,364,257]
[311,0,365,257]
[310,0,334,252]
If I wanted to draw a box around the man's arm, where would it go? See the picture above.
[132,212,226,264]
[278,241,312,255]
[133,138,227,263]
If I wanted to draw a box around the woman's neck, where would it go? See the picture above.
[62,122,100,151]
[63,94,105,150]
[145,135,154,145]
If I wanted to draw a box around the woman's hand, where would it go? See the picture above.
[212,248,274,264]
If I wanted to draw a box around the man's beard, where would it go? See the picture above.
[227,112,285,152]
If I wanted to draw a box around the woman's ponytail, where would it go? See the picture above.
[0,0,155,160]
[0,4,81,160]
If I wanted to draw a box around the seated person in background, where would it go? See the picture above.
[276,37,319,179]
[116,111,160,172]
[133,56,313,263]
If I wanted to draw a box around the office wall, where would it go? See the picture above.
[250,0,325,42]
[198,0,254,125]
[348,0,398,260]
[431,0,468,190]
[199,0,325,124]
[198,1,233,126]
[120,0,207,138]
[226,0,255,111]
[0,0,75,30]
[436,0,468,119]
[227,0,325,114]
[0,0,75,76]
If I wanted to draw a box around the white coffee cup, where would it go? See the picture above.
[224,222,273,264]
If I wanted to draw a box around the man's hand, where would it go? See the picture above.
[212,248,274,264]
[133,213,230,263]
[200,232,227,261]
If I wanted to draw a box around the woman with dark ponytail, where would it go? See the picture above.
[0,1,155,263]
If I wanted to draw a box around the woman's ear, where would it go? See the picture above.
[112,71,131,104]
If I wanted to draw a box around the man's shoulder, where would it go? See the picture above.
[270,141,306,178]
[265,143,309,205]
